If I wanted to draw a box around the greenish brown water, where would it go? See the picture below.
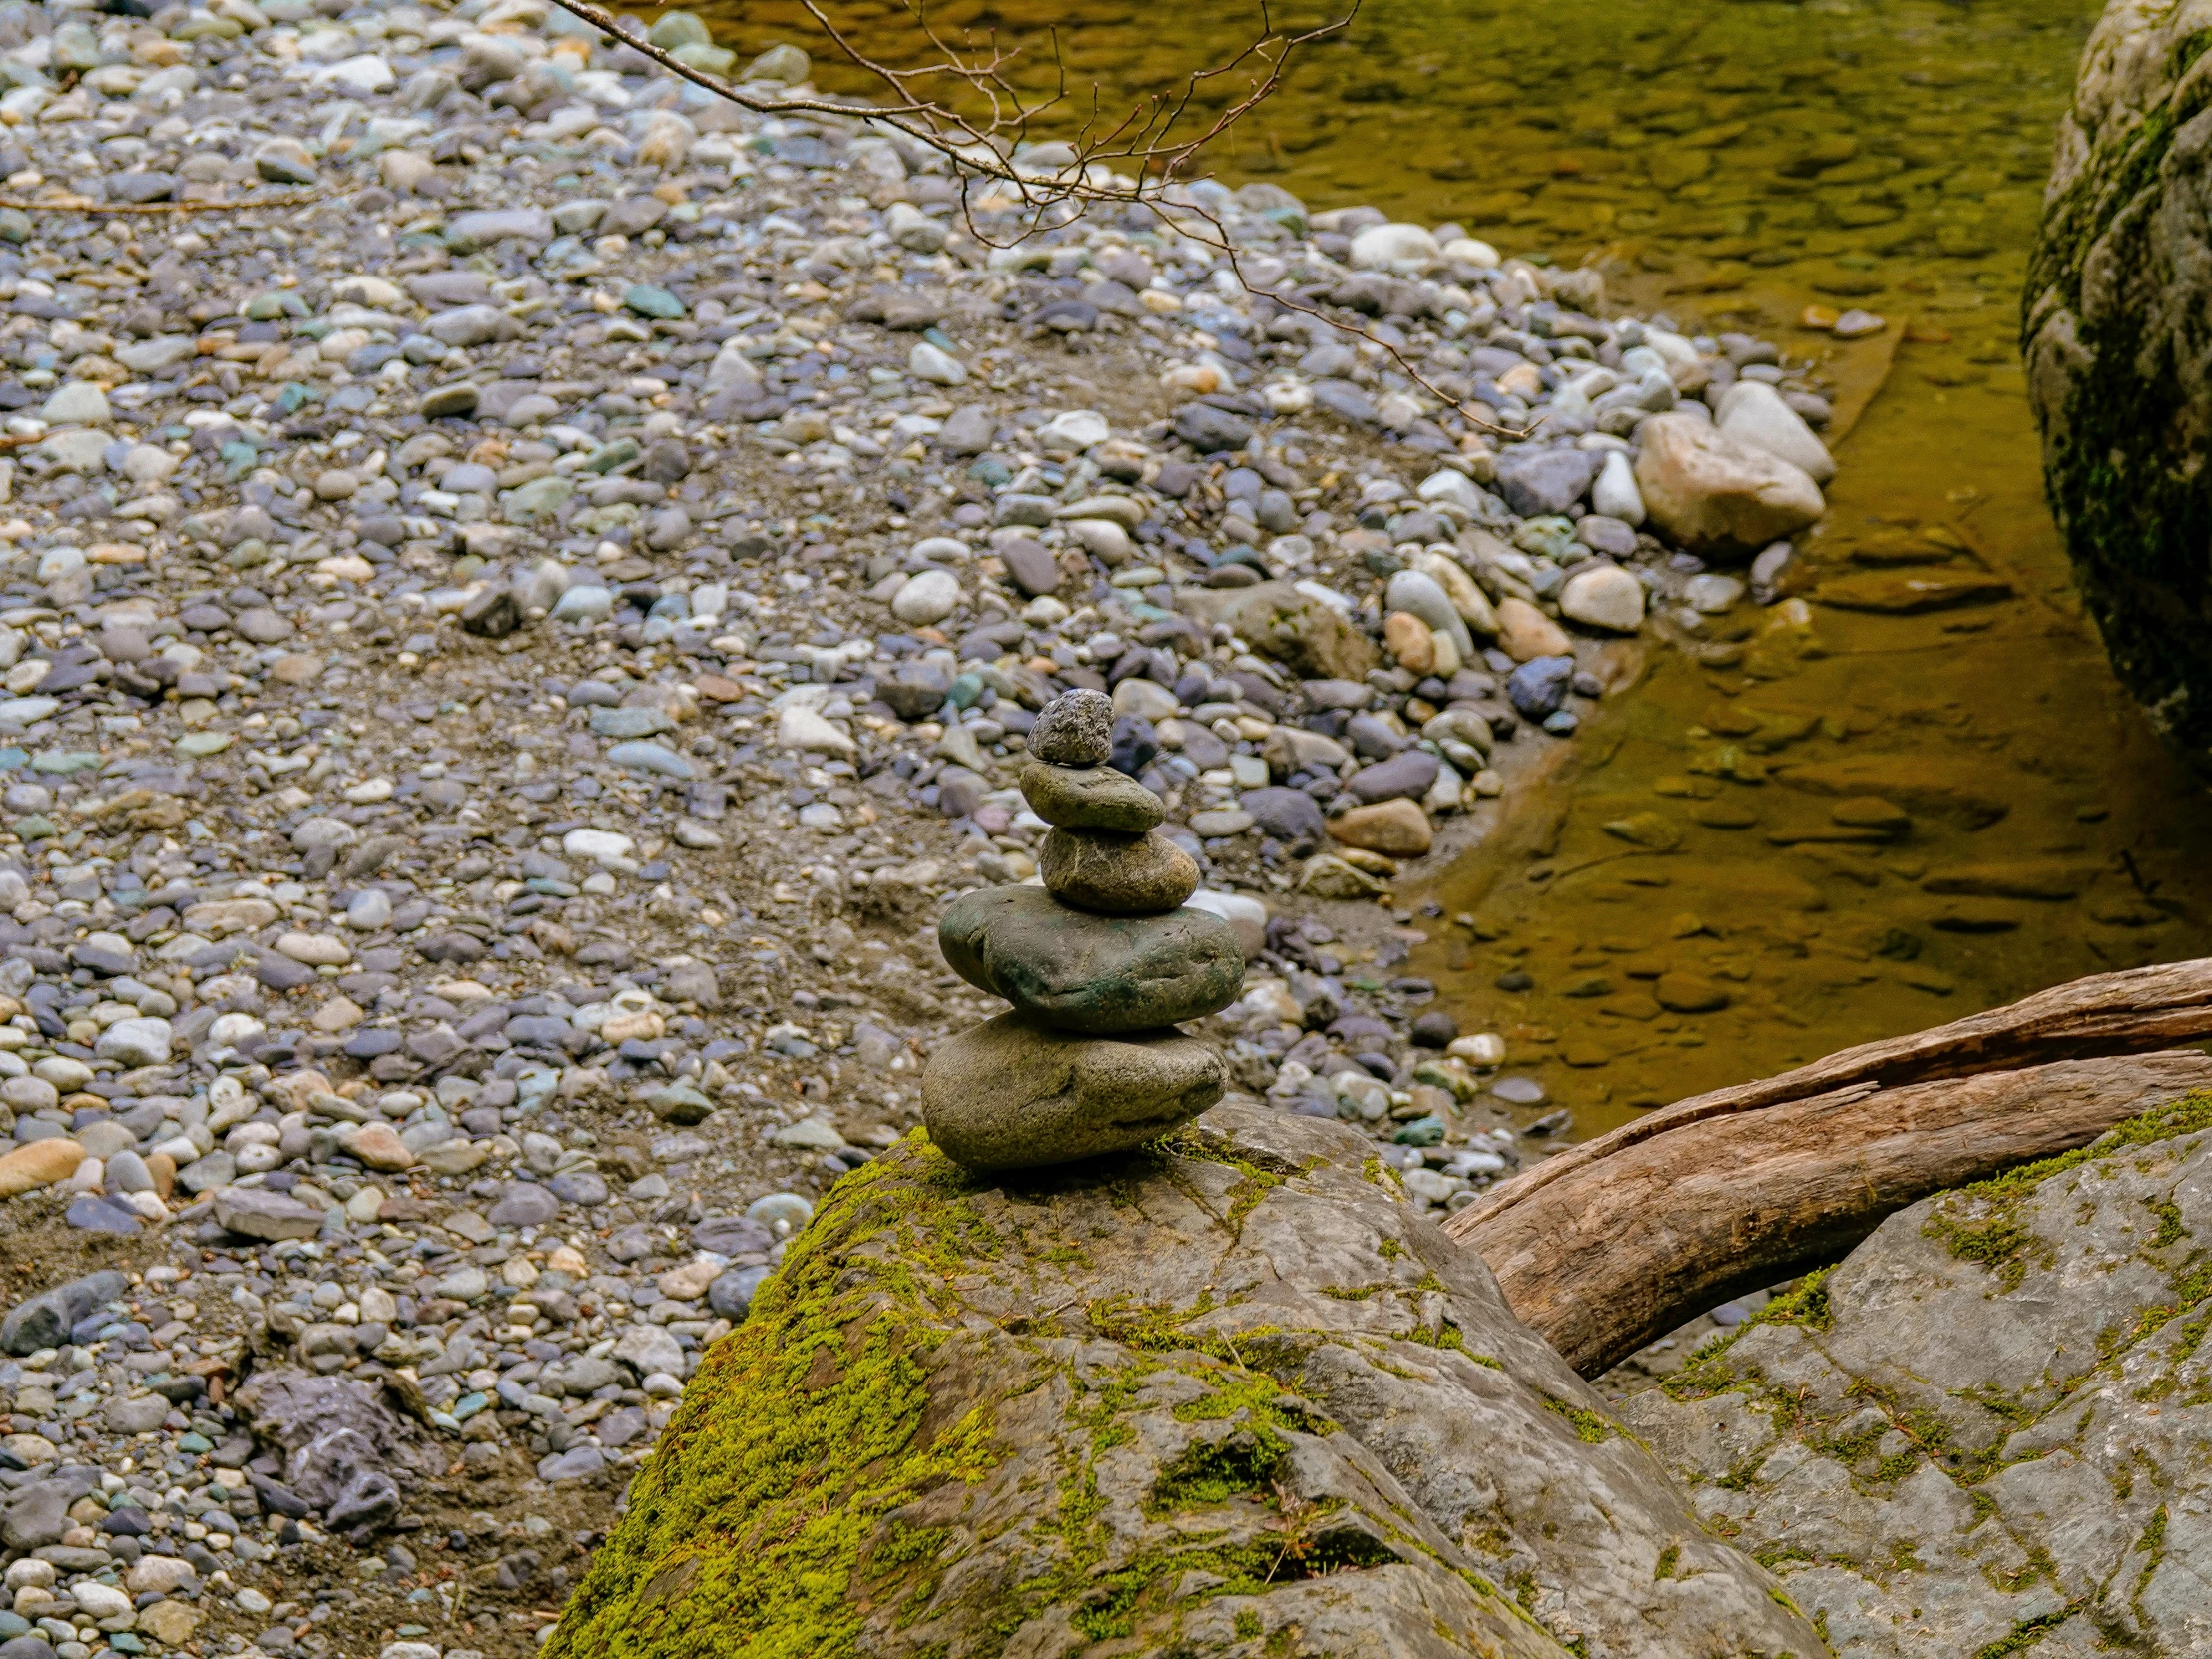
[691,0,2212,1137]
[690,0,2086,301]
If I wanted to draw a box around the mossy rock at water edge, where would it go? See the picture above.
[2025,0,2212,756]
[544,1100,1821,1658]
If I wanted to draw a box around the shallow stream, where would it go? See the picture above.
[691,0,2212,1137]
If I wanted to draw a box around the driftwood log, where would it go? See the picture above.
[1446,958,2212,1377]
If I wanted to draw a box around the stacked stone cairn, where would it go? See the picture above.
[924,690,1246,1171]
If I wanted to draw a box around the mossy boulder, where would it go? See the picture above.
[1624,1094,2212,1653]
[2024,0,2212,753]
[546,1099,1821,1658]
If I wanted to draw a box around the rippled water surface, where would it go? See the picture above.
[686,0,2212,1135]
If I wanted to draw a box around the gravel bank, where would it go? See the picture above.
[0,0,1846,1652]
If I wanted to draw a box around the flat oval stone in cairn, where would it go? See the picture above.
[921,689,1244,1171]
[937,886,1241,1034]
[1019,759,1164,832]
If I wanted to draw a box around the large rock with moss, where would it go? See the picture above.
[546,1099,1821,1658]
[1621,1096,2212,1655]
[2025,0,2212,752]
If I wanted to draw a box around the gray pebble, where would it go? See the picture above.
[1029,689,1114,766]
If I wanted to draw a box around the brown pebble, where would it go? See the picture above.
[1654,972,1729,1013]
[0,1138,84,1196]
[1327,799,1433,857]
[1831,795,1910,830]
[1383,611,1436,675]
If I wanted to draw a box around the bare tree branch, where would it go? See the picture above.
[535,0,1525,441]
[537,0,1350,208]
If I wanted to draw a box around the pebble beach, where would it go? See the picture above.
[0,0,1857,1653]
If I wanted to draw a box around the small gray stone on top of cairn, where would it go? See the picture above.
[1027,685,1113,767]
[922,690,1243,1172]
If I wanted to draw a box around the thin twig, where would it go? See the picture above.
[0,191,321,216]
[538,0,1353,210]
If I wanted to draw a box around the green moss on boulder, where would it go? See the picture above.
[548,1101,1822,1658]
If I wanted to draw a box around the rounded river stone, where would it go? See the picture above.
[938,885,1242,1033]
[1019,759,1164,832]
[1028,688,1112,766]
[920,1011,1224,1171]
[1039,827,1199,914]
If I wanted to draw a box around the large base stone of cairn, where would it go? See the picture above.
[921,1011,1226,1172]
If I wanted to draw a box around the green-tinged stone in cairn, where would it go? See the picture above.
[1039,825,1199,914]
[920,1012,1225,1171]
[937,885,1242,1034]
[1019,758,1164,832]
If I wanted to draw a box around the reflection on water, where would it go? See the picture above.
[1415,393,2212,1135]
[683,0,2212,1136]
[691,0,2086,324]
